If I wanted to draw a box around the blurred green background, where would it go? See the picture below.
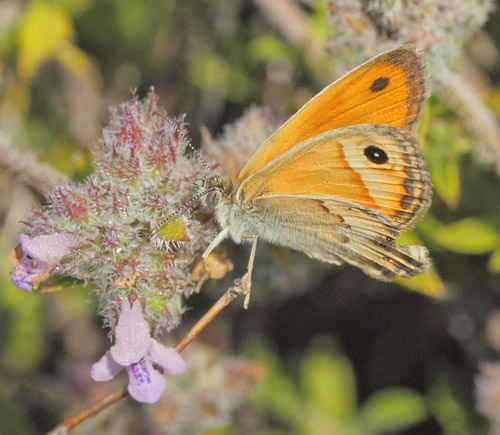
[2,0,500,433]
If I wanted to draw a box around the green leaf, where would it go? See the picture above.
[16,1,74,80]
[190,51,230,92]
[308,1,332,43]
[425,120,462,208]
[225,67,252,101]
[489,247,500,272]
[428,380,470,435]
[301,351,357,421]
[250,35,291,62]
[420,216,500,254]
[190,51,251,101]
[360,387,427,434]
[245,341,302,424]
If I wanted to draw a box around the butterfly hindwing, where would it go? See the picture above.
[249,195,429,280]
[239,124,431,230]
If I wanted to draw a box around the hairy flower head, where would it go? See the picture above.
[10,90,216,334]
[328,0,494,68]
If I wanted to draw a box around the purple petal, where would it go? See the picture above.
[10,233,77,292]
[18,234,31,254]
[17,238,48,274]
[126,358,166,403]
[11,266,34,293]
[9,243,49,293]
[110,302,152,366]
[20,232,76,265]
[149,341,187,375]
[91,352,122,381]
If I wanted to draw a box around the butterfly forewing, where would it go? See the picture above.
[237,45,427,182]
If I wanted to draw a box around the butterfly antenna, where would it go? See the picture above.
[145,112,222,247]
[153,184,220,233]
[159,112,218,180]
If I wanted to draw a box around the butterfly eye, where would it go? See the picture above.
[370,77,389,92]
[364,145,388,164]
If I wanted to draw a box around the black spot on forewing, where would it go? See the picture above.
[370,77,389,92]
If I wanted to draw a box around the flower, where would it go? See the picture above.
[9,232,76,293]
[11,90,218,332]
[91,302,187,403]
[476,362,500,429]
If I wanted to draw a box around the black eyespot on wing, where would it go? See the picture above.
[371,77,389,92]
[364,145,388,164]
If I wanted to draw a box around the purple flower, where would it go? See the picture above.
[91,302,186,403]
[476,362,500,427]
[9,233,76,293]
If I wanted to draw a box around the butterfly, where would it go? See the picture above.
[199,44,432,306]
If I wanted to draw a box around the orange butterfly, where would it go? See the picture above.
[200,45,432,306]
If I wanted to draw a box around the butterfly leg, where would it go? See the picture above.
[196,226,230,292]
[241,234,258,309]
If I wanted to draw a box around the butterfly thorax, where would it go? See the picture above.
[202,176,262,244]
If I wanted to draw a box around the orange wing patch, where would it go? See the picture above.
[237,45,427,182]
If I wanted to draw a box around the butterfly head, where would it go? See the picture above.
[195,175,244,234]
[197,176,235,204]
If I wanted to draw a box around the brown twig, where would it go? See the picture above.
[46,282,245,434]
[175,282,243,352]
[0,136,69,195]
[46,387,129,435]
